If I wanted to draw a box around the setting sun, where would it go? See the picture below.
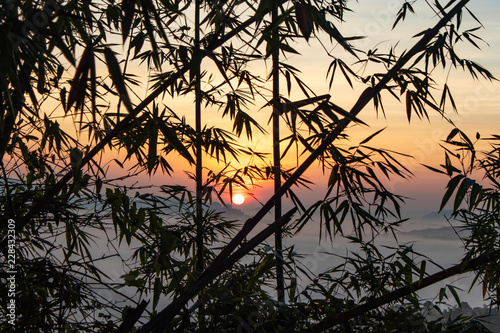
[232,194,245,205]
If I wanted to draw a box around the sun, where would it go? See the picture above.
[232,194,245,205]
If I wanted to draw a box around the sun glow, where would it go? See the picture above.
[232,194,245,205]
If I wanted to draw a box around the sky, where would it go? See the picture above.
[108,0,500,221]
[50,0,500,310]
[60,0,499,226]
[240,0,500,219]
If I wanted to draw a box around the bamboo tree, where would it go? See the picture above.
[272,0,285,304]
[194,0,205,328]
[194,0,204,277]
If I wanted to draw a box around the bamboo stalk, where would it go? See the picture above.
[194,0,205,328]
[194,0,204,277]
[272,0,285,304]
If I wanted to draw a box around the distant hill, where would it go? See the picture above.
[210,202,250,220]
[420,210,454,221]
[402,226,468,240]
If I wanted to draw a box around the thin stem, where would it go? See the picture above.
[195,0,203,276]
[272,0,285,304]
[194,0,205,328]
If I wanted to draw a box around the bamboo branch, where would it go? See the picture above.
[116,300,149,333]
[313,249,500,331]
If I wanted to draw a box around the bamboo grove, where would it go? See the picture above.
[1,0,499,332]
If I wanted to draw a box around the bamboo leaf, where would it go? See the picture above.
[446,84,458,112]
[422,164,447,175]
[405,91,412,122]
[444,152,454,176]
[295,3,313,41]
[310,6,356,57]
[156,119,194,164]
[122,0,136,43]
[453,178,475,211]
[206,52,234,90]
[67,43,93,112]
[103,47,134,113]
[360,128,386,145]
[446,128,460,142]
[468,182,482,210]
[141,3,161,69]
[447,285,462,307]
[418,260,426,286]
[153,277,162,310]
[440,175,464,211]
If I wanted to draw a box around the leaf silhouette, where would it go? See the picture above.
[295,3,313,41]
[67,43,94,113]
[122,0,136,43]
[104,47,134,113]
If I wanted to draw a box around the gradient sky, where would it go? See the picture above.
[72,0,500,225]
[245,0,500,219]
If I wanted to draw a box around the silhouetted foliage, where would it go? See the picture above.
[0,0,498,332]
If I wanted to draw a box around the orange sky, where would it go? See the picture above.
[47,0,500,221]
